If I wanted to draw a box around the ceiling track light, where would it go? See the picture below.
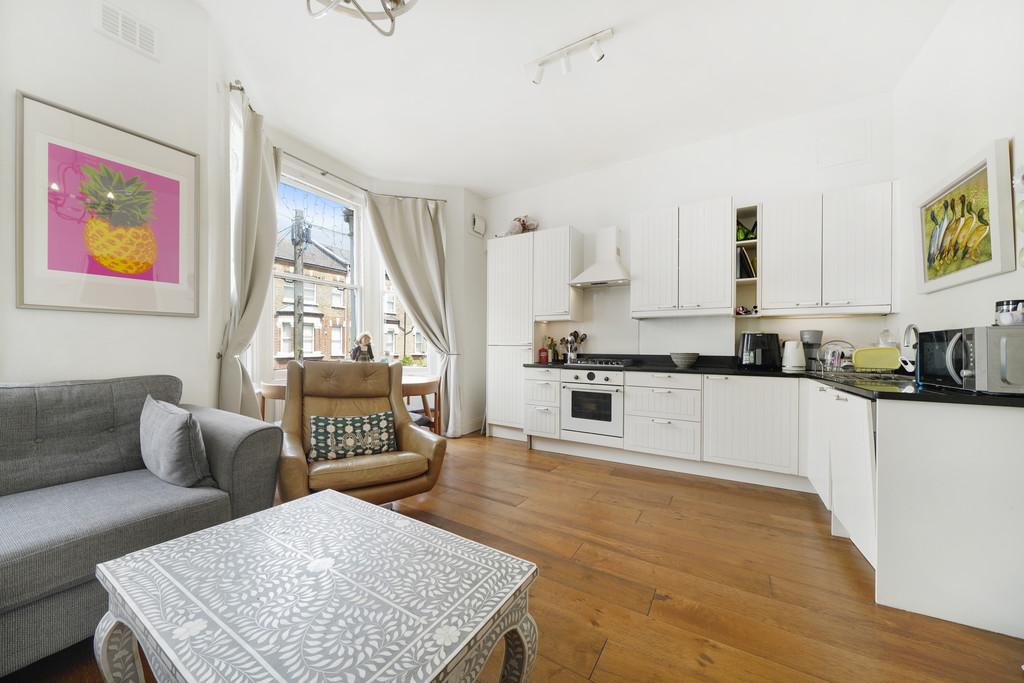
[525,27,613,85]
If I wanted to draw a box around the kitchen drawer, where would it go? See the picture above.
[524,403,559,437]
[523,379,559,406]
[625,372,702,390]
[624,414,700,461]
[525,366,560,381]
[625,386,700,421]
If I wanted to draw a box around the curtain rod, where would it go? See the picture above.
[281,151,448,204]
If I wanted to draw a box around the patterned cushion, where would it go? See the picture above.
[309,412,397,461]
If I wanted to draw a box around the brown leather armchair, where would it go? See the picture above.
[278,360,446,504]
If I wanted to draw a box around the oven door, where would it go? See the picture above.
[917,329,967,390]
[561,383,623,438]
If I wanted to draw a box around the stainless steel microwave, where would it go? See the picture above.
[917,326,1024,394]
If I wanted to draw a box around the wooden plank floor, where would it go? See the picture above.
[6,434,1023,682]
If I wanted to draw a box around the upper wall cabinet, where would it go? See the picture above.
[630,207,679,315]
[821,182,892,311]
[533,226,583,321]
[760,194,824,311]
[630,198,733,319]
[486,233,533,345]
[761,182,892,315]
[678,197,734,313]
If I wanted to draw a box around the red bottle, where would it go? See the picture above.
[538,348,549,364]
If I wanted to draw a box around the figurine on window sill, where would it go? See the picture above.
[350,332,375,362]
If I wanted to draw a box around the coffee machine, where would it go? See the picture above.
[737,332,782,371]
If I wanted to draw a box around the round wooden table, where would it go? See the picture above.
[259,374,442,434]
[401,375,442,435]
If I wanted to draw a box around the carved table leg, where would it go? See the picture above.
[94,611,144,683]
[500,613,538,683]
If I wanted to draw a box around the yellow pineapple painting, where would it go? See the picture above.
[79,163,157,274]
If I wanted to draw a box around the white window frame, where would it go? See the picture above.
[331,287,345,308]
[264,153,369,378]
[331,323,343,356]
[278,319,294,357]
[414,331,425,355]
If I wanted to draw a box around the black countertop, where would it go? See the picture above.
[524,355,1024,408]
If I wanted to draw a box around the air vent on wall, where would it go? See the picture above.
[96,2,159,60]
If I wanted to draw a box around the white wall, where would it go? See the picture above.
[485,93,897,355]
[889,0,1024,333]
[0,0,229,404]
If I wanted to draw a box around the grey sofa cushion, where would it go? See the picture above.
[0,375,182,496]
[0,469,230,614]
[140,396,215,487]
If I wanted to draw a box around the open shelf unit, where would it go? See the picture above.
[734,204,760,317]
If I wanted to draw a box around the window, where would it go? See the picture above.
[414,331,425,355]
[384,326,397,356]
[270,160,360,369]
[331,324,343,356]
[383,293,396,316]
[302,323,315,354]
[280,321,293,355]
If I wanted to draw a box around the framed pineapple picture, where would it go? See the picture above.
[16,92,199,316]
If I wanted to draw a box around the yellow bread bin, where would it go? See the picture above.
[852,346,902,371]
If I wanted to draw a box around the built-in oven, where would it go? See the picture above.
[917,326,1024,394]
[560,371,624,438]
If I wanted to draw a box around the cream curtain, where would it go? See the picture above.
[218,93,281,417]
[367,194,460,436]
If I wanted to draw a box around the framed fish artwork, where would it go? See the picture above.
[916,138,1015,293]
[16,92,199,316]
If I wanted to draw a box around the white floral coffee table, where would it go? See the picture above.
[94,489,538,682]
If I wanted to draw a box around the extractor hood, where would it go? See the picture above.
[570,226,630,288]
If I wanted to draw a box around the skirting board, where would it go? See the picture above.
[527,435,815,494]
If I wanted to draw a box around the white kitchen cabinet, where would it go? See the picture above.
[701,375,799,474]
[828,390,877,567]
[486,345,532,428]
[624,415,701,461]
[486,233,533,345]
[533,226,583,321]
[629,207,678,314]
[524,378,559,406]
[760,194,823,311]
[803,380,834,509]
[624,386,701,422]
[678,197,734,313]
[524,403,559,438]
[821,182,892,311]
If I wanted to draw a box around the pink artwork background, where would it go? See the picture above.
[46,142,181,283]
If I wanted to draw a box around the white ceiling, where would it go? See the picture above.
[199,0,951,197]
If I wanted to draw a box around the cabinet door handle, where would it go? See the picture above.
[656,305,677,310]
[793,302,819,307]
[834,394,848,402]
[824,300,852,306]
[817,386,828,392]
[651,389,672,394]
[705,375,729,380]
[533,406,551,412]
[535,381,551,386]
[651,418,673,424]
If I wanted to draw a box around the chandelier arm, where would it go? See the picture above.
[348,0,396,36]
[306,0,345,19]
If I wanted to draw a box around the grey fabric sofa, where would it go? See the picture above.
[0,375,282,676]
